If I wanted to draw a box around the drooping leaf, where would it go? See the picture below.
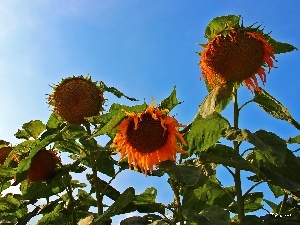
[186,112,230,155]
[198,83,233,118]
[222,128,287,166]
[246,150,300,192]
[199,144,256,172]
[93,187,135,222]
[99,81,138,101]
[254,88,300,130]
[158,86,181,111]
[230,192,263,213]
[95,152,116,177]
[205,15,241,41]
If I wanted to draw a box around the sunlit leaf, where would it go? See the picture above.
[22,120,46,139]
[205,15,241,41]
[286,135,300,144]
[46,113,64,129]
[186,112,230,155]
[0,165,15,178]
[198,83,233,118]
[158,86,181,111]
[0,195,20,213]
[93,187,135,222]
[254,88,300,130]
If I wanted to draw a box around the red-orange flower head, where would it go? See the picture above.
[27,149,61,182]
[111,100,187,174]
[48,76,104,124]
[200,29,275,92]
[0,146,13,165]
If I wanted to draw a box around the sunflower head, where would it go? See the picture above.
[200,17,275,92]
[48,76,104,124]
[111,100,187,174]
[27,149,61,182]
[0,146,13,165]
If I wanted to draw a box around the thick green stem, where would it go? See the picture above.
[169,178,184,225]
[65,174,77,225]
[233,87,244,220]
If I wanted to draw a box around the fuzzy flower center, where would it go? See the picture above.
[126,113,168,153]
[206,31,264,82]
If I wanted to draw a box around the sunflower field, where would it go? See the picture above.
[1,15,300,225]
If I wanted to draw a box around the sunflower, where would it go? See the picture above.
[48,76,104,124]
[0,146,13,165]
[111,101,187,174]
[200,29,275,92]
[27,149,61,182]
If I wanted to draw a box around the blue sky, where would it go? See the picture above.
[1,0,300,224]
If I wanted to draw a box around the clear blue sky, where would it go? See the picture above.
[1,1,299,224]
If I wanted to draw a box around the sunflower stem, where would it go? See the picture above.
[169,178,184,225]
[233,86,244,221]
[65,174,77,225]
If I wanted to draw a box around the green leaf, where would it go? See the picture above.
[267,184,284,198]
[86,174,121,201]
[46,113,64,129]
[93,187,135,222]
[22,120,46,139]
[99,81,138,101]
[15,129,31,140]
[194,180,235,209]
[183,209,212,225]
[287,135,300,144]
[89,102,147,138]
[254,88,300,130]
[132,187,165,214]
[265,34,297,54]
[222,128,287,166]
[62,124,87,139]
[0,195,20,213]
[158,160,209,186]
[158,86,181,111]
[0,165,15,178]
[230,192,263,213]
[96,152,116,177]
[247,150,300,192]
[120,214,163,225]
[198,83,233,118]
[263,199,280,214]
[199,144,255,172]
[200,205,231,225]
[21,177,67,200]
[186,112,230,155]
[205,15,240,41]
